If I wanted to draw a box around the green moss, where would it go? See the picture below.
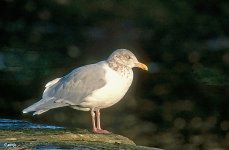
[0,128,159,149]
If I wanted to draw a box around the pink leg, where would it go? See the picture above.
[95,109,111,134]
[90,109,97,133]
[90,108,111,134]
[96,109,101,129]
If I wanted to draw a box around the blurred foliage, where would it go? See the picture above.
[194,67,228,86]
[0,0,229,150]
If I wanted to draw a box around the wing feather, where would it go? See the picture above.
[22,61,107,114]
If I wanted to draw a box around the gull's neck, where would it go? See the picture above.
[107,60,133,78]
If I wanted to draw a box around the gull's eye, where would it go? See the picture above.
[125,54,131,59]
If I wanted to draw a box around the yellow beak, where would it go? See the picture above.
[135,62,148,71]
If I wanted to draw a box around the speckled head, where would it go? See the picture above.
[107,49,148,71]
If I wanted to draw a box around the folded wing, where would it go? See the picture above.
[22,62,106,115]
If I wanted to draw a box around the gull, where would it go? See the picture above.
[23,49,148,134]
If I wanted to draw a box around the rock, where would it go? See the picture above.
[0,119,162,149]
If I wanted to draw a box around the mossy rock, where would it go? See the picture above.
[0,119,161,149]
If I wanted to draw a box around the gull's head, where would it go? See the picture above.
[108,49,148,71]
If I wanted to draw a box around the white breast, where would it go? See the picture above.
[82,63,133,109]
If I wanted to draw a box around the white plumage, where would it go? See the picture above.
[23,49,148,134]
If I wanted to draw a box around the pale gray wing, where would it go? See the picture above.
[23,62,107,115]
[49,62,107,104]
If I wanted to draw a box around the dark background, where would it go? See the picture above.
[0,0,228,149]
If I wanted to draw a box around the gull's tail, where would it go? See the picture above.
[22,98,68,116]
[22,78,62,115]
[22,99,51,115]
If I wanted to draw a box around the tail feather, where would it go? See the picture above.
[22,99,49,115]
[22,98,68,115]
[22,105,36,114]
[23,77,63,115]
[32,110,49,116]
